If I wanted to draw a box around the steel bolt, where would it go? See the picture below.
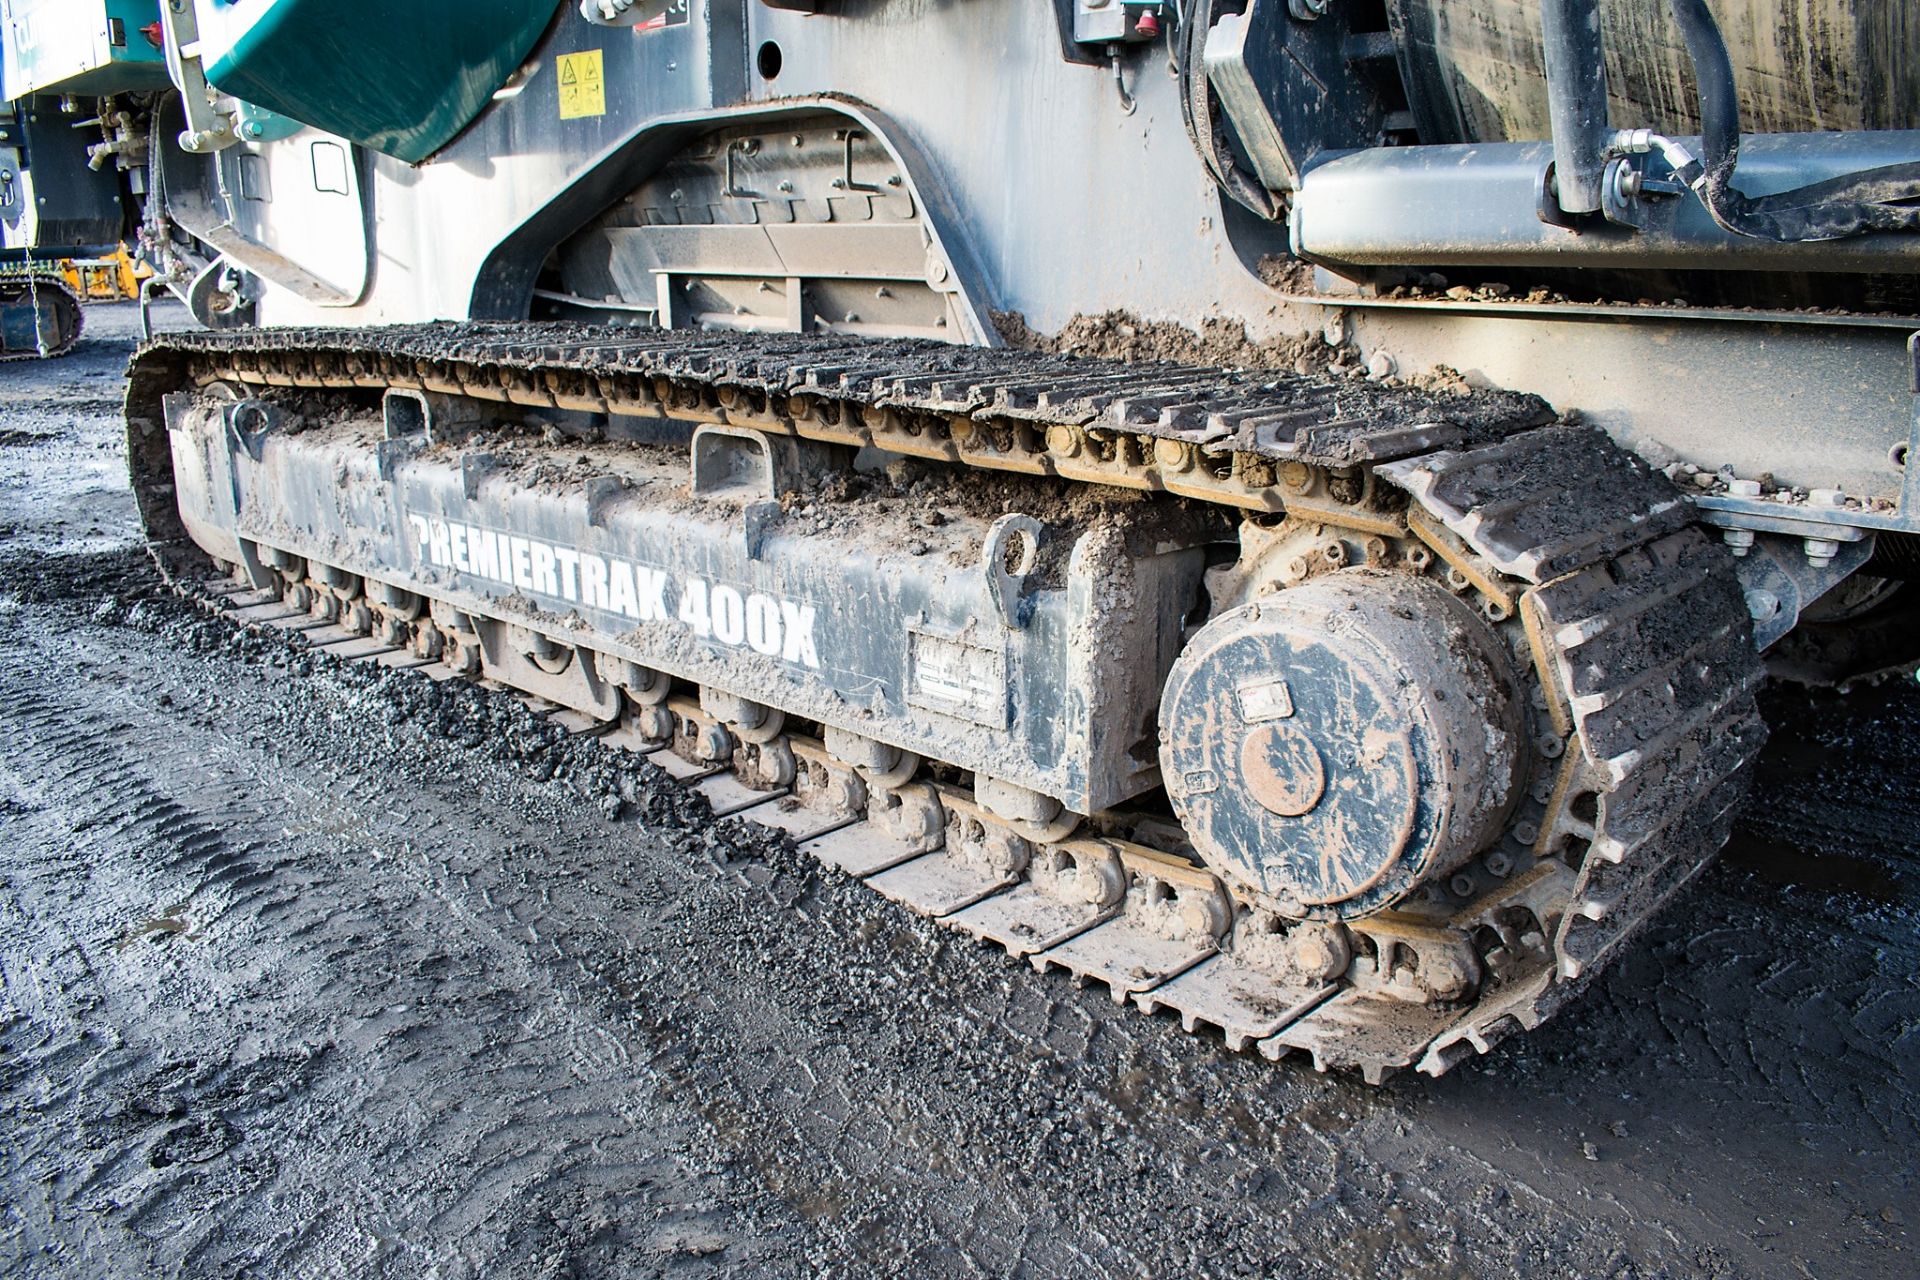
[1721,527,1756,556]
[1804,537,1841,568]
[1724,478,1762,497]
[1808,488,1846,509]
[1744,588,1781,621]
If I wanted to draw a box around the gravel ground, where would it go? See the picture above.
[0,305,1915,1279]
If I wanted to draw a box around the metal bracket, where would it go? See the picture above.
[721,138,761,200]
[692,426,779,500]
[984,513,1045,630]
[375,438,417,483]
[1731,534,1878,650]
[584,475,625,529]
[692,427,834,560]
[184,256,257,329]
[383,388,483,443]
[158,0,237,154]
[1206,8,1298,195]
[222,399,281,463]
[831,129,883,195]
[1693,504,1873,543]
[460,453,496,500]
[1599,155,1690,231]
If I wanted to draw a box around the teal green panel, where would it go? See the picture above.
[3,1,170,101]
[200,0,558,165]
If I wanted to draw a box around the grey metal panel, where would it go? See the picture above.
[469,99,1001,345]
[641,223,789,274]
[1345,304,1916,500]
[761,222,928,279]
[1291,134,1920,271]
[637,220,929,280]
[740,0,1286,334]
[156,106,372,306]
[162,389,1209,813]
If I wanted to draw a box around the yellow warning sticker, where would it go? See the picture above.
[557,50,606,120]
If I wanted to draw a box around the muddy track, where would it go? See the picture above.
[0,308,1915,1279]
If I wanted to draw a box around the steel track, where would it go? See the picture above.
[0,272,84,362]
[127,324,1768,1081]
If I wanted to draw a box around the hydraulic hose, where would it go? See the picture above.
[1178,0,1279,219]
[1664,0,1920,240]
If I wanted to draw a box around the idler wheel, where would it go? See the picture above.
[1159,570,1524,921]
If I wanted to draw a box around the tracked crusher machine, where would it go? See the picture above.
[6,0,1918,1080]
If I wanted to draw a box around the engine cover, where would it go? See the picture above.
[1159,570,1525,921]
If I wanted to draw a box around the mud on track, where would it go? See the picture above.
[0,307,1915,1279]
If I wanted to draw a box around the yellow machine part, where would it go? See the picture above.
[56,245,149,302]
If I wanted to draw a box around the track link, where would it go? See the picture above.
[127,323,1765,1082]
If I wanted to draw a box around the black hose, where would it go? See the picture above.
[1177,0,1280,220]
[1665,0,1920,241]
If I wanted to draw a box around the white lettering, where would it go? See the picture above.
[531,542,558,596]
[710,585,745,646]
[638,567,669,623]
[401,512,825,671]
[581,552,609,610]
[470,528,500,580]
[406,514,431,562]
[678,576,712,637]
[607,559,640,619]
[745,593,781,656]
[509,536,533,590]
[780,601,819,669]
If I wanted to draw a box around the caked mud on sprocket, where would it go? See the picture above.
[126,323,1765,1082]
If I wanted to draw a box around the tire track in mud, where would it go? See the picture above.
[0,534,1916,1276]
[0,612,809,1279]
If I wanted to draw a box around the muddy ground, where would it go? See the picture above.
[0,305,1914,1279]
